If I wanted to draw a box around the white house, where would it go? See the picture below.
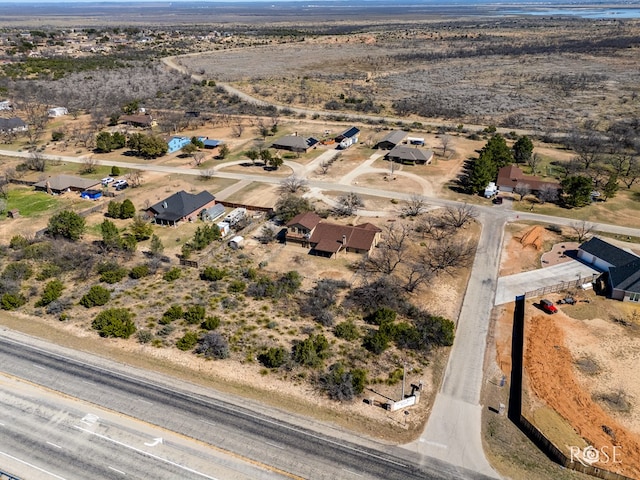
[48,107,68,117]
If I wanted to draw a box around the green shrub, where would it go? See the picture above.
[258,347,288,368]
[362,329,390,355]
[129,264,150,279]
[91,308,136,338]
[200,266,227,281]
[35,279,64,307]
[2,261,33,282]
[0,293,26,310]
[201,316,221,330]
[365,307,396,326]
[319,363,367,401]
[160,304,183,324]
[137,330,153,344]
[183,304,206,325]
[176,331,199,351]
[36,263,62,281]
[333,320,359,341]
[291,334,330,368]
[80,285,111,308]
[163,267,181,282]
[111,165,121,176]
[227,280,246,293]
[9,235,29,250]
[100,268,127,284]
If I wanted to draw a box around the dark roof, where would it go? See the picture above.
[149,190,215,223]
[309,222,379,253]
[271,135,318,151]
[376,130,408,147]
[609,258,640,294]
[0,117,26,130]
[579,237,639,268]
[203,139,222,148]
[286,211,322,230]
[386,145,434,163]
[496,164,560,192]
[120,114,153,125]
[336,127,360,140]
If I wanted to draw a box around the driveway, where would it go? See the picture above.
[494,260,600,305]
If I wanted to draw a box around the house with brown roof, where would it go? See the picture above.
[120,114,156,129]
[496,165,560,194]
[285,211,322,245]
[285,213,381,257]
[271,135,319,153]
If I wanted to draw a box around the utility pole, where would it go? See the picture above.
[401,362,406,399]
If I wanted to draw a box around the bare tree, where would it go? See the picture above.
[193,151,207,166]
[22,102,49,148]
[231,122,245,138]
[567,127,604,171]
[257,224,277,244]
[317,160,330,175]
[427,240,474,275]
[200,168,215,180]
[403,256,434,293]
[401,194,428,217]
[79,156,98,174]
[527,152,542,175]
[126,170,143,188]
[365,224,411,275]
[537,184,559,204]
[440,134,452,157]
[514,183,531,201]
[443,203,477,229]
[26,152,46,172]
[279,175,308,194]
[570,220,594,243]
[333,192,363,217]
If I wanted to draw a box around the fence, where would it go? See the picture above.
[179,258,199,268]
[524,274,598,299]
[215,200,273,215]
[511,297,635,480]
[0,469,21,480]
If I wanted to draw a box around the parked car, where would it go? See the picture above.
[492,196,503,205]
[113,180,128,191]
[540,299,558,314]
[101,177,114,185]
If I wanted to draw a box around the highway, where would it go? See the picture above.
[0,331,494,480]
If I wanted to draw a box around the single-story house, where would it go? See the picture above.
[203,139,222,149]
[200,203,226,222]
[0,117,27,133]
[578,237,640,302]
[120,114,155,129]
[271,135,319,153]
[375,130,408,150]
[285,211,322,244]
[147,190,216,226]
[167,136,191,154]
[308,222,382,258]
[496,165,560,194]
[335,127,360,149]
[385,145,434,165]
[34,175,101,195]
[48,106,68,117]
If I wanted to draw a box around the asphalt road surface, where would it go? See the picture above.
[0,331,495,480]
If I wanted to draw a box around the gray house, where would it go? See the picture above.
[375,130,408,150]
[271,135,318,153]
[147,190,216,226]
[385,145,433,165]
[578,237,640,302]
[0,117,27,133]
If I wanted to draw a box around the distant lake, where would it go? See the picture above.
[501,8,640,19]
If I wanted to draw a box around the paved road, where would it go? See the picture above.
[0,330,495,480]
[0,374,283,480]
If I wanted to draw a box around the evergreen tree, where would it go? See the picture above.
[101,219,122,251]
[513,136,534,164]
[120,199,136,219]
[561,175,593,207]
[603,173,619,201]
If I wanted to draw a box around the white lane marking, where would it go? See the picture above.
[81,380,96,386]
[33,364,46,370]
[138,399,153,405]
[144,437,163,447]
[0,422,5,426]
[342,469,363,477]
[47,441,62,449]
[265,441,284,450]
[3,336,407,469]
[108,466,126,475]
[424,440,448,449]
[73,426,219,480]
[81,413,99,426]
[0,450,67,480]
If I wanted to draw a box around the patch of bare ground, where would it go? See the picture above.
[499,223,567,276]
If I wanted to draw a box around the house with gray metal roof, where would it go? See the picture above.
[385,145,434,165]
[0,117,27,133]
[34,175,101,195]
[271,135,318,153]
[375,130,408,150]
